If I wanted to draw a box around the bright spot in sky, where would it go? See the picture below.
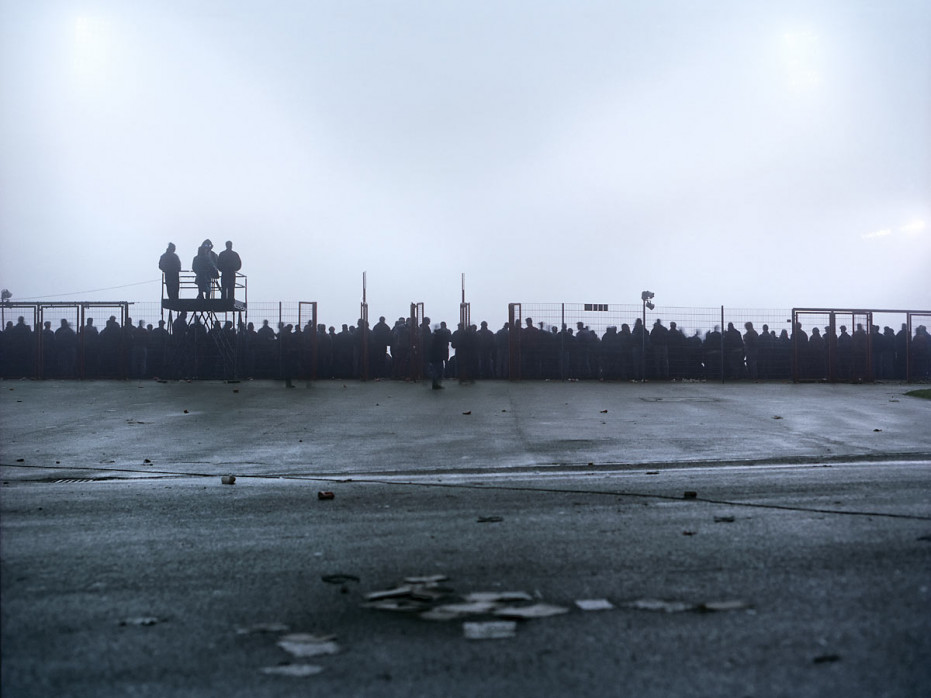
[782,29,822,91]
[72,17,110,87]
[862,219,927,241]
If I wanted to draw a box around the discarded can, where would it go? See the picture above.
[318,491,335,500]
[221,475,236,485]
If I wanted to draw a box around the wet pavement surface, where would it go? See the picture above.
[2,379,930,697]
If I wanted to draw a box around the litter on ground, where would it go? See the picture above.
[277,634,341,658]
[463,621,517,640]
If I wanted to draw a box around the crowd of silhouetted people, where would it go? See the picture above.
[1,312,928,383]
[507,318,928,382]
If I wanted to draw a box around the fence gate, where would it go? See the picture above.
[792,308,873,382]
[508,303,522,380]
[409,302,424,381]
[298,301,318,380]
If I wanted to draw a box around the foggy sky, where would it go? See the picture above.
[1,0,929,328]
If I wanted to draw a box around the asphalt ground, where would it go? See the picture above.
[1,379,930,697]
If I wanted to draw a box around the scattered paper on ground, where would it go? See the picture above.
[404,574,449,584]
[575,599,615,611]
[463,621,517,640]
[429,601,500,617]
[277,634,341,658]
[260,664,325,677]
[699,600,751,612]
[626,599,695,613]
[494,603,569,619]
[363,599,429,613]
[365,586,413,601]
[464,591,533,603]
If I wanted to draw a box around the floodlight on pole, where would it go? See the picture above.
[641,291,655,382]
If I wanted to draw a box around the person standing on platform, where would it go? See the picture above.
[159,243,181,301]
[192,244,218,300]
[217,241,242,302]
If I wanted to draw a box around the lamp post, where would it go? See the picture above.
[641,291,654,382]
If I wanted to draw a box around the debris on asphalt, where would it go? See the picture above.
[626,599,695,613]
[772,415,783,419]
[321,574,360,585]
[477,516,503,523]
[682,530,697,536]
[683,491,698,499]
[463,621,517,640]
[464,591,533,603]
[317,491,335,500]
[362,577,573,628]
[698,600,751,612]
[813,654,841,664]
[221,475,236,485]
[236,622,291,635]
[873,428,883,432]
[364,599,428,613]
[277,633,341,658]
[494,603,569,619]
[120,616,162,626]
[462,411,472,415]
[260,664,325,677]
[575,599,615,611]
[409,586,447,601]
[646,470,660,475]
[429,601,500,617]
[405,574,449,584]
[365,585,414,601]
[713,515,736,523]
[600,409,608,413]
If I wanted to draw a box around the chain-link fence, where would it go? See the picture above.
[2,300,928,383]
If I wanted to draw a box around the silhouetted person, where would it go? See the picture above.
[192,243,219,300]
[371,316,391,377]
[894,324,909,379]
[667,322,685,379]
[495,322,510,378]
[808,327,826,379]
[913,325,930,379]
[837,325,852,380]
[159,243,182,301]
[216,241,242,301]
[743,322,759,379]
[631,318,647,380]
[650,319,670,379]
[80,318,99,378]
[150,320,169,378]
[434,321,452,377]
[704,325,723,380]
[171,311,189,378]
[477,321,495,378]
[55,319,77,377]
[280,324,298,387]
[428,322,447,389]
[40,321,55,378]
[131,320,149,378]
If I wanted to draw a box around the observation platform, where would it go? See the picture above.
[161,298,246,313]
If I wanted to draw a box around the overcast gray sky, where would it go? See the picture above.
[1,0,929,327]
